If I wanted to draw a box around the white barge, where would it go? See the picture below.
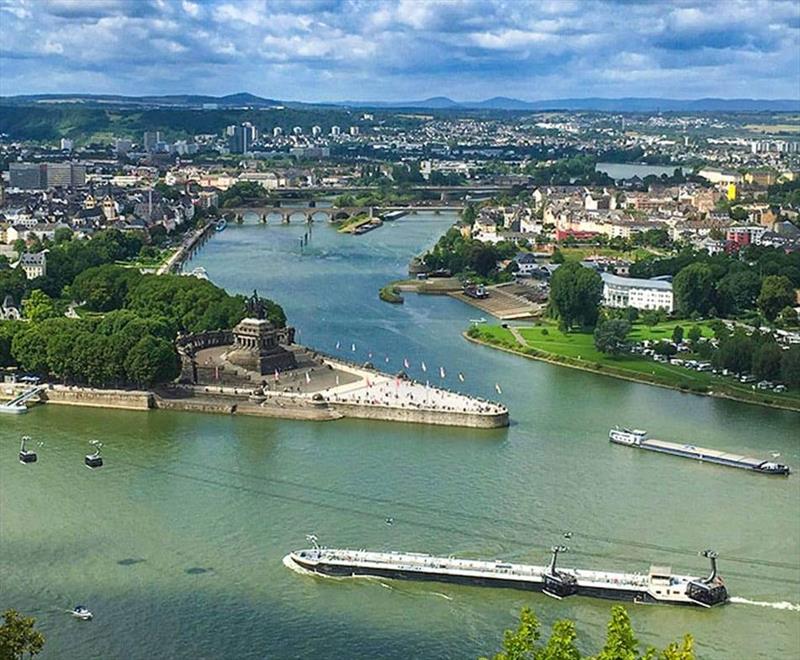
[609,427,790,476]
[285,540,728,608]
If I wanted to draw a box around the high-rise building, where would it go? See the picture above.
[143,131,162,152]
[43,163,86,188]
[273,127,283,137]
[45,163,72,187]
[60,138,73,151]
[349,126,359,136]
[8,163,46,190]
[114,138,133,155]
[330,125,341,137]
[228,125,251,154]
[292,126,303,135]
[311,125,322,137]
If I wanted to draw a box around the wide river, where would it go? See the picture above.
[2,212,798,659]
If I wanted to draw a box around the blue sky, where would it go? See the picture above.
[1,0,798,101]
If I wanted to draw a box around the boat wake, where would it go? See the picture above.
[729,597,800,612]
[282,554,316,577]
[431,592,453,601]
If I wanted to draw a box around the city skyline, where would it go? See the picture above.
[1,0,799,102]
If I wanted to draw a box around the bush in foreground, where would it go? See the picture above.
[483,605,694,660]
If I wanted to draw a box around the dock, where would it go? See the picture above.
[449,282,543,320]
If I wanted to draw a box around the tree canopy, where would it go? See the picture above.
[0,609,45,659]
[484,605,694,660]
[594,319,632,355]
[548,262,603,330]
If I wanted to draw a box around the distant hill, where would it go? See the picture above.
[1,92,288,109]
[339,96,800,112]
[3,92,797,113]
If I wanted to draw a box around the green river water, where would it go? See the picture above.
[1,212,798,659]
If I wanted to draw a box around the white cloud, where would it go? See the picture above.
[0,0,797,101]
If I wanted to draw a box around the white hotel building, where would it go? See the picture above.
[601,272,674,312]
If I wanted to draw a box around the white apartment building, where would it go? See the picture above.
[601,272,674,312]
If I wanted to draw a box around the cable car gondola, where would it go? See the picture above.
[85,441,103,469]
[19,436,37,464]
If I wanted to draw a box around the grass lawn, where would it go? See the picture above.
[559,246,659,262]
[115,249,172,270]
[470,321,800,410]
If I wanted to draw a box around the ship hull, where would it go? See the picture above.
[610,436,790,475]
[290,556,682,606]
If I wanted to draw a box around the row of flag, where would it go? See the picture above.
[330,340,502,395]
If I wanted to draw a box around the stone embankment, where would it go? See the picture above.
[158,221,216,275]
[0,384,153,410]
[2,356,509,429]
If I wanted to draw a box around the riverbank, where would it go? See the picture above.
[384,278,541,319]
[157,221,217,274]
[465,324,800,413]
[1,351,509,428]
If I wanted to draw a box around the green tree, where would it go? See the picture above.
[0,322,23,368]
[22,290,57,323]
[687,325,702,345]
[483,606,695,660]
[124,335,180,387]
[716,270,760,316]
[487,607,541,660]
[540,620,581,660]
[712,328,753,375]
[777,306,798,328]
[673,263,714,317]
[594,606,639,660]
[11,325,49,374]
[551,249,565,265]
[71,265,142,312]
[660,636,695,660]
[0,609,45,659]
[54,227,73,244]
[781,345,800,387]
[752,341,783,381]
[594,319,632,355]
[757,275,795,322]
[549,262,603,330]
[462,203,477,225]
[671,325,684,344]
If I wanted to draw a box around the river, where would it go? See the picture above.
[1,211,798,659]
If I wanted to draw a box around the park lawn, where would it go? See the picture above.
[559,247,658,262]
[471,322,800,409]
[629,320,715,342]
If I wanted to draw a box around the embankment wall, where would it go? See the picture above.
[329,401,508,429]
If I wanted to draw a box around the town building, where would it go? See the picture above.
[16,251,47,280]
[9,163,46,190]
[601,272,674,312]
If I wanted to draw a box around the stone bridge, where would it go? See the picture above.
[225,206,373,224]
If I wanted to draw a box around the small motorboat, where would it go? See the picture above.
[71,605,92,620]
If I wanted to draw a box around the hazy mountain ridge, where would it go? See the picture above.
[2,92,798,112]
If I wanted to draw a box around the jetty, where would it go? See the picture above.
[0,385,45,414]
[449,282,543,320]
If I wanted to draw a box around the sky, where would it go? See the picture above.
[0,0,799,102]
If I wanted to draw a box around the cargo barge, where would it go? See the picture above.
[285,538,728,607]
[609,428,790,476]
